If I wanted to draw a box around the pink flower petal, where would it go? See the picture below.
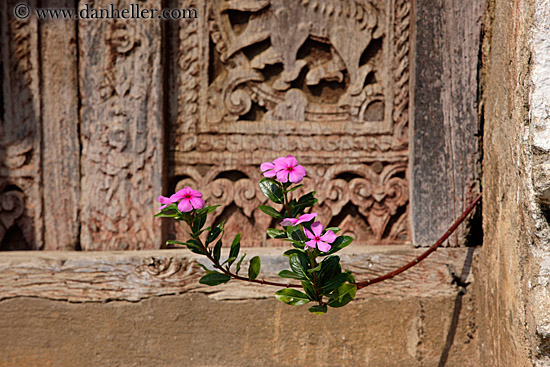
[295,213,317,224]
[158,195,172,204]
[320,230,337,244]
[293,164,306,177]
[276,170,289,183]
[304,227,315,240]
[188,188,203,198]
[190,197,205,210]
[280,218,298,226]
[317,241,331,252]
[305,239,318,249]
[178,199,193,212]
[158,195,174,209]
[289,170,304,183]
[263,170,277,178]
[311,221,323,237]
[260,162,274,172]
[284,155,299,167]
[273,156,289,171]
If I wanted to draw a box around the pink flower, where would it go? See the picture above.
[261,155,306,183]
[280,213,318,227]
[304,222,337,253]
[274,155,306,183]
[260,156,288,178]
[157,195,173,210]
[170,187,205,212]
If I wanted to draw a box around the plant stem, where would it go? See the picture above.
[354,193,482,289]
[308,250,323,304]
[196,236,303,289]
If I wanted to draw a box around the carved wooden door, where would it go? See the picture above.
[0,0,481,251]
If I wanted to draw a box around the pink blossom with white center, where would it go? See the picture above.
[260,156,288,178]
[280,213,317,227]
[274,155,306,183]
[304,221,337,253]
[170,187,205,212]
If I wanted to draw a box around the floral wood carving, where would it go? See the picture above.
[0,0,41,250]
[169,0,411,246]
[79,1,164,250]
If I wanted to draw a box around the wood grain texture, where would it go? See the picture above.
[0,246,475,302]
[78,0,164,250]
[411,0,484,246]
[40,0,80,250]
[0,0,42,250]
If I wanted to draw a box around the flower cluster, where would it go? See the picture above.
[155,155,355,314]
[261,155,306,183]
[158,186,204,213]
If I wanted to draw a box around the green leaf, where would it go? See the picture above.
[278,269,306,280]
[319,256,342,284]
[301,280,317,301]
[228,233,241,268]
[195,205,220,216]
[328,283,357,308]
[213,239,222,263]
[192,214,207,234]
[307,264,322,273]
[196,263,217,274]
[258,205,283,219]
[320,272,353,293]
[185,239,209,256]
[283,248,306,257]
[287,225,307,242]
[259,178,284,204]
[285,184,304,193]
[235,253,247,275]
[290,191,318,217]
[199,272,231,286]
[154,209,180,218]
[308,304,327,314]
[248,256,261,280]
[324,236,353,256]
[267,228,287,239]
[289,253,310,280]
[274,289,311,305]
[206,221,225,245]
[167,239,208,255]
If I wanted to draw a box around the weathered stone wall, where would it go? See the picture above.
[0,248,480,367]
[477,0,550,365]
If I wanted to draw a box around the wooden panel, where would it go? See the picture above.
[169,0,412,247]
[78,0,165,250]
[0,0,42,250]
[40,0,80,250]
[411,0,483,246]
[0,247,475,302]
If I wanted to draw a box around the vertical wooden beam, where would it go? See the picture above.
[40,0,80,250]
[411,0,484,246]
[0,0,43,250]
[78,0,164,250]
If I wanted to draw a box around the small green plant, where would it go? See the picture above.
[155,155,482,314]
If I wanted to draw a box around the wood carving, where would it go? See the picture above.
[0,0,42,250]
[170,0,411,247]
[79,0,164,250]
